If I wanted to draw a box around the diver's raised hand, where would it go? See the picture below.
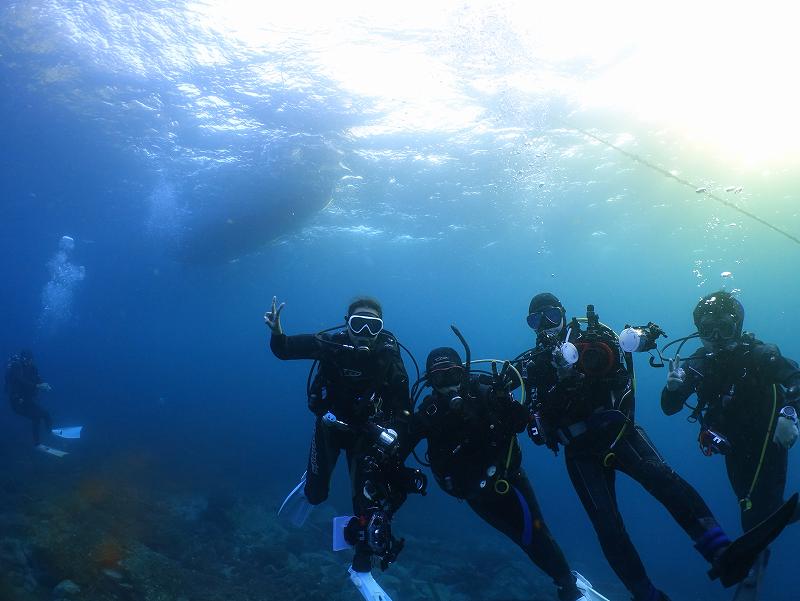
[666,355,686,391]
[264,296,285,335]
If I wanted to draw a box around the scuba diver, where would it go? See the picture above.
[6,350,53,445]
[265,296,424,600]
[512,292,797,601]
[407,339,610,601]
[661,291,800,598]
[5,350,81,456]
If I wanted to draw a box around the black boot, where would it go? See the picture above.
[557,584,583,601]
[711,494,797,587]
[631,590,670,601]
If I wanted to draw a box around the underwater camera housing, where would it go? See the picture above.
[619,322,667,353]
[335,510,406,570]
[528,410,548,446]
[699,428,732,456]
[362,422,400,465]
[361,418,427,508]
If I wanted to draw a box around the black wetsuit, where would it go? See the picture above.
[515,319,725,601]
[5,355,52,445]
[270,329,411,571]
[661,334,800,531]
[410,375,584,601]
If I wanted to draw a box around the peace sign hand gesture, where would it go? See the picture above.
[666,355,686,391]
[264,296,285,335]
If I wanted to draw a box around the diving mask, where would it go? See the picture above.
[527,306,563,331]
[697,314,738,340]
[348,314,384,337]
[428,365,463,390]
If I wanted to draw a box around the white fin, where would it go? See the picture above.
[573,571,611,601]
[35,444,68,458]
[333,516,354,551]
[348,567,394,601]
[277,471,313,527]
[52,426,83,439]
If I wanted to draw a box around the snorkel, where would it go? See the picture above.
[450,324,471,385]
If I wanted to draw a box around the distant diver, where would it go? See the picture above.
[407,340,610,601]
[5,349,81,457]
[660,291,800,599]
[265,296,424,601]
[511,293,797,601]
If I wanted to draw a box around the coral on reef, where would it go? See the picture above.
[0,450,568,601]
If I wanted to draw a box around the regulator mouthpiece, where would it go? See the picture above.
[553,327,579,367]
[556,341,579,367]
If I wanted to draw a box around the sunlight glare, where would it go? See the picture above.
[188,0,800,165]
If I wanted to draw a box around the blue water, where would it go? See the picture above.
[2,2,799,600]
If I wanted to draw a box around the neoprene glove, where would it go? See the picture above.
[666,356,686,391]
[773,415,799,449]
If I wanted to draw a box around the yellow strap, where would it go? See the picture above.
[504,436,514,470]
[493,437,516,495]
[610,420,629,449]
[605,384,633,460]
[740,384,778,511]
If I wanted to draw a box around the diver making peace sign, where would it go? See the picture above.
[513,292,796,601]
